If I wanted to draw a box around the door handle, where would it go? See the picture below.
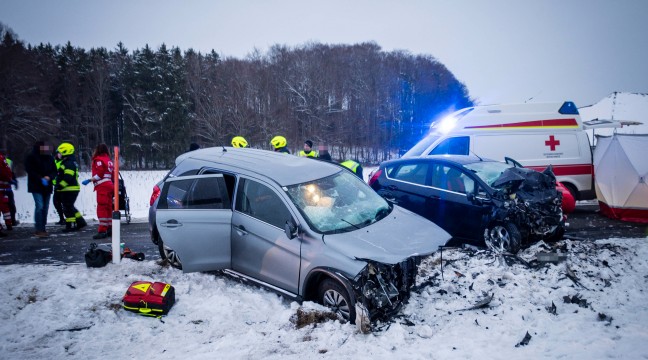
[235,224,248,236]
[161,219,183,228]
[384,196,398,204]
[387,185,398,191]
[429,194,440,199]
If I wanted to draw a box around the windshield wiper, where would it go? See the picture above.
[340,218,361,230]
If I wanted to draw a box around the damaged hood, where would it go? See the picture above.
[323,206,451,264]
[492,166,557,194]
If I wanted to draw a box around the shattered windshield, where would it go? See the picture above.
[286,171,392,234]
[464,161,513,188]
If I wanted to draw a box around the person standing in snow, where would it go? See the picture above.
[0,152,14,237]
[340,159,364,179]
[0,150,19,226]
[83,144,114,239]
[51,152,66,225]
[24,141,57,238]
[316,144,332,162]
[298,140,318,158]
[270,136,290,154]
[231,136,249,148]
[54,142,87,232]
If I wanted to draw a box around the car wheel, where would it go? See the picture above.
[158,237,183,270]
[485,222,522,254]
[318,278,356,323]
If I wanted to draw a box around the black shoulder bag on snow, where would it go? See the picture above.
[85,243,111,268]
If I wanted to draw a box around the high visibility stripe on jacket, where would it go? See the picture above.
[56,156,80,192]
[340,160,360,173]
[52,158,62,185]
[298,150,319,158]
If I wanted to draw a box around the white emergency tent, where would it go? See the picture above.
[593,134,648,223]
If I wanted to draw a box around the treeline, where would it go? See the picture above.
[0,23,473,171]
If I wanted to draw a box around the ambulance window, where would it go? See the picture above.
[430,136,469,155]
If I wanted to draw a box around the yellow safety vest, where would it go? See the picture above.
[340,160,360,173]
[298,150,319,158]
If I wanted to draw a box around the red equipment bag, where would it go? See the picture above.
[122,281,175,317]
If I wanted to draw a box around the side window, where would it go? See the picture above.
[430,136,470,155]
[389,162,429,185]
[429,165,474,194]
[158,179,193,209]
[235,179,292,229]
[158,176,230,210]
[186,177,230,210]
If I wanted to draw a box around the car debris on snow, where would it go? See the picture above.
[455,292,494,312]
[515,331,532,347]
[563,294,589,308]
[564,264,590,289]
[546,301,557,315]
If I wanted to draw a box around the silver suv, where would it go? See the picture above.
[149,147,450,328]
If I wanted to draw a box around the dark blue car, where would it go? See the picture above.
[368,155,564,253]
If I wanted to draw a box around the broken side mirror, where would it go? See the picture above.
[284,220,298,239]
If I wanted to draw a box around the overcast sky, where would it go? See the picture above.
[3,0,647,107]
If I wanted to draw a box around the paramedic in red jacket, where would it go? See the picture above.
[87,144,114,239]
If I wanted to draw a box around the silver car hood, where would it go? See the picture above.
[323,206,451,265]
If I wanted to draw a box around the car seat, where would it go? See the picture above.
[446,168,465,193]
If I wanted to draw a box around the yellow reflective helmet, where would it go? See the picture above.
[270,136,287,149]
[231,136,248,148]
[57,142,75,156]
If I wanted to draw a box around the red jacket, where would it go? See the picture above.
[91,153,114,191]
[0,154,13,191]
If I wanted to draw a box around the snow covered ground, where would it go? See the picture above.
[4,170,648,359]
[1,237,647,359]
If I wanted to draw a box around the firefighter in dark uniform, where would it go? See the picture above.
[55,143,87,232]
[52,152,66,225]
[270,136,290,154]
[231,136,249,148]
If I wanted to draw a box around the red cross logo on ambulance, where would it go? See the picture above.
[545,135,560,151]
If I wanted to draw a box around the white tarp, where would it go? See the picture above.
[594,134,648,223]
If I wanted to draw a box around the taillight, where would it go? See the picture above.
[368,169,383,186]
[149,184,161,206]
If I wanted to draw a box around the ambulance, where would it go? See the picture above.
[402,101,625,200]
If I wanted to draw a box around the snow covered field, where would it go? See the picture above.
[1,238,647,359]
[4,170,648,359]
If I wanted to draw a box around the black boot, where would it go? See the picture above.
[63,221,78,232]
[76,217,87,230]
[57,218,66,225]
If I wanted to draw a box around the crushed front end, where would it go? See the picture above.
[351,257,422,330]
[490,166,564,243]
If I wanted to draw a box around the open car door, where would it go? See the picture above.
[156,174,232,272]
